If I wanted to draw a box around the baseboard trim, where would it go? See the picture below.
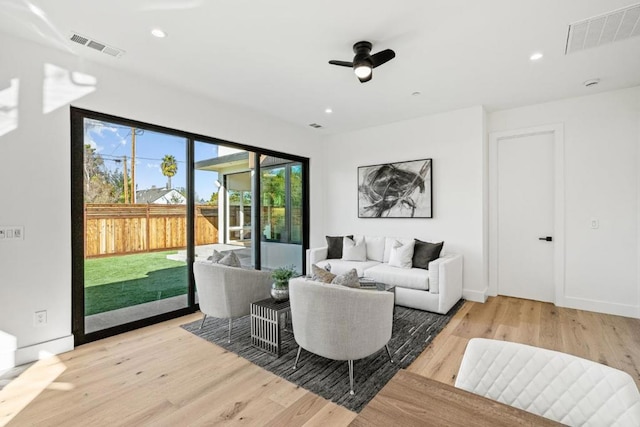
[560,296,639,319]
[15,334,74,366]
[463,287,488,303]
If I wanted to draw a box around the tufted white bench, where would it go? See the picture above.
[455,338,640,426]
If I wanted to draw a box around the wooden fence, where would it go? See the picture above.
[84,204,218,258]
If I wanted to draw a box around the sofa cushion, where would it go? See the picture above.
[331,268,360,288]
[365,264,429,291]
[388,240,415,269]
[412,240,444,269]
[342,236,367,261]
[326,235,353,259]
[363,235,385,262]
[315,259,380,277]
[311,264,336,283]
[383,237,414,263]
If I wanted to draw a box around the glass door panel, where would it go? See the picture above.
[82,119,188,334]
[260,157,303,273]
[194,145,253,269]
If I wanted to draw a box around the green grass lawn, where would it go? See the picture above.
[84,251,187,316]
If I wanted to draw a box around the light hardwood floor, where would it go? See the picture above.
[2,296,639,426]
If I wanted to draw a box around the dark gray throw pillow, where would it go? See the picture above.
[412,240,444,269]
[326,235,353,259]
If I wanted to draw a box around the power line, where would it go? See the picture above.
[100,153,187,164]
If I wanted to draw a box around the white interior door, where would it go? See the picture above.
[496,132,555,302]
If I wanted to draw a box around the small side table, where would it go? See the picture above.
[250,298,291,356]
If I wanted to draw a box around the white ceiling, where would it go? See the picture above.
[1,0,640,134]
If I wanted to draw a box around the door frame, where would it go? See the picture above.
[488,123,565,304]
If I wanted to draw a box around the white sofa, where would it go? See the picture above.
[307,235,463,314]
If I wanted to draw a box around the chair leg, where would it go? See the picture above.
[348,360,355,395]
[227,318,232,343]
[199,314,207,329]
[293,346,302,370]
[385,344,394,364]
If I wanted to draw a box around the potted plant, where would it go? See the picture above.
[270,265,297,302]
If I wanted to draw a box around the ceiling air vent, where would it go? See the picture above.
[69,31,125,58]
[308,123,323,129]
[566,3,640,54]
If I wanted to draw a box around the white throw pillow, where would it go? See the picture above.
[388,240,415,269]
[342,236,367,261]
[383,237,414,262]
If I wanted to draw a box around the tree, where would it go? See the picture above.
[161,154,178,189]
[208,191,219,205]
[84,144,120,203]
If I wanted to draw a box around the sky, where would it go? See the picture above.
[85,119,219,202]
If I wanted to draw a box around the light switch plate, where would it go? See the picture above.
[0,226,24,240]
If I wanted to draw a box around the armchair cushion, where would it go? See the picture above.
[218,250,241,267]
[331,268,360,288]
[311,264,336,283]
[207,249,225,262]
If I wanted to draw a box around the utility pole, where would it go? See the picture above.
[123,156,129,203]
[131,127,136,203]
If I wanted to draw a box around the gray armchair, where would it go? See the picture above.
[193,261,272,342]
[288,277,394,395]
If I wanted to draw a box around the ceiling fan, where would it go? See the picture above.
[329,41,395,83]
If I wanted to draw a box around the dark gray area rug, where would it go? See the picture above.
[181,300,463,413]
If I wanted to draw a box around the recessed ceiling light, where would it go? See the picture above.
[325,108,333,114]
[530,52,543,61]
[151,28,167,38]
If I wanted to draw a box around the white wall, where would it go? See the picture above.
[321,106,488,301]
[489,87,640,318]
[0,33,325,364]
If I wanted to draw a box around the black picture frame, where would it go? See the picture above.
[358,158,432,218]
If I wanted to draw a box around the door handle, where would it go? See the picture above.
[538,236,553,242]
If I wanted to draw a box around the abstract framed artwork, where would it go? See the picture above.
[358,158,432,218]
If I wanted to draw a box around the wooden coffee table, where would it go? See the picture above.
[350,370,561,426]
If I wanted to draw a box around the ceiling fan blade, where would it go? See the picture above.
[357,72,372,83]
[328,60,353,67]
[370,49,395,68]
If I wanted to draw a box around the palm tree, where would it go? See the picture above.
[161,154,178,189]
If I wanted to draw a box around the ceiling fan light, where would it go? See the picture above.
[354,65,372,78]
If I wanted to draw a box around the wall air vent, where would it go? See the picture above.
[308,123,323,128]
[69,31,125,58]
[566,3,640,54]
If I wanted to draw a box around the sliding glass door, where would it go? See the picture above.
[72,108,309,344]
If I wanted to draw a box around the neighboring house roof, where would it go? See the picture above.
[136,188,186,204]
